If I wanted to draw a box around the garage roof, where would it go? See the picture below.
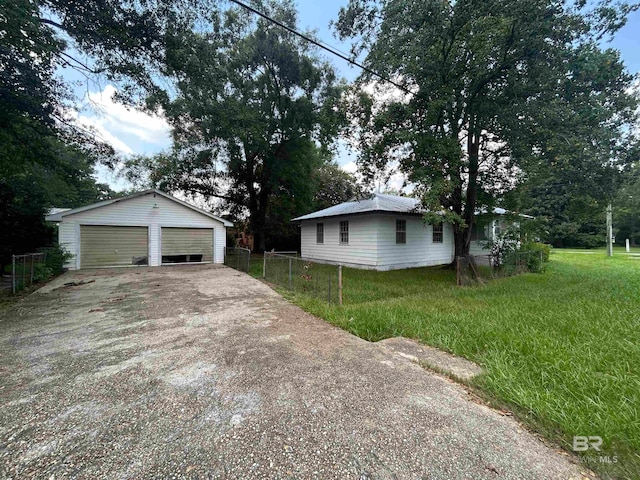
[45,189,233,227]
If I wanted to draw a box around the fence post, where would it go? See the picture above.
[30,254,34,286]
[288,258,292,289]
[247,249,251,273]
[263,252,266,279]
[22,256,26,291]
[12,255,16,294]
[338,265,343,305]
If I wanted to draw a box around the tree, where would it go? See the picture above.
[504,129,636,248]
[126,0,345,251]
[2,0,205,179]
[1,0,120,270]
[0,0,184,170]
[335,0,638,258]
[614,162,640,246]
[312,163,361,211]
[26,0,205,102]
[503,42,639,248]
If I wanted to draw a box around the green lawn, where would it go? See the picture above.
[251,251,640,479]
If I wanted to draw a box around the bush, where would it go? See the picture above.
[32,263,54,282]
[522,241,551,262]
[521,242,551,273]
[40,245,72,275]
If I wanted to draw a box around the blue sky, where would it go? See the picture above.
[84,1,640,190]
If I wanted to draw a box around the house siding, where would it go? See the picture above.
[58,222,77,269]
[469,241,490,256]
[300,216,378,267]
[58,193,226,269]
[300,213,455,270]
[375,214,455,270]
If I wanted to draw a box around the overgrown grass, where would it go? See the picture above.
[251,251,640,479]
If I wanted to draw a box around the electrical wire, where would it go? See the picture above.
[227,0,414,95]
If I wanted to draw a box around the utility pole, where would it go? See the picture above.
[606,203,613,257]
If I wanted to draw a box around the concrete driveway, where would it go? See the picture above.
[0,266,587,479]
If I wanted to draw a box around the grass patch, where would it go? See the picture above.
[251,251,640,479]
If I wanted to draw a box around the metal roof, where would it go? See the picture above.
[292,193,533,221]
[292,193,423,221]
[44,189,233,227]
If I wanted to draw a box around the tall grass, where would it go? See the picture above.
[253,252,640,479]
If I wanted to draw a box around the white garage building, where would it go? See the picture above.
[45,189,232,270]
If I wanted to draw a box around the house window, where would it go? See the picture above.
[396,219,406,244]
[432,223,443,243]
[316,223,324,244]
[470,223,489,243]
[339,221,349,244]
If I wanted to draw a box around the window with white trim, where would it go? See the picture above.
[432,223,443,243]
[316,223,324,243]
[396,219,406,244]
[339,221,349,244]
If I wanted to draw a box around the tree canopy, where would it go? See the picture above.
[336,0,639,256]
[0,0,158,266]
[125,0,346,250]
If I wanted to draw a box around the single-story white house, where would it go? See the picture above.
[292,193,525,271]
[45,189,232,270]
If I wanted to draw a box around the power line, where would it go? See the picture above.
[227,0,414,96]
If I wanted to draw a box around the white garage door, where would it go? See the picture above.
[80,225,148,268]
[161,227,214,263]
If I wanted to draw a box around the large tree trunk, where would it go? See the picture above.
[453,225,467,259]
[453,128,481,259]
[252,221,266,252]
[244,148,270,253]
[451,182,467,259]
[249,196,269,252]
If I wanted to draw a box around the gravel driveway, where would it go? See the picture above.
[0,265,588,479]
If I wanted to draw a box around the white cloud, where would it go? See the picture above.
[85,85,172,147]
[341,160,358,174]
[70,85,172,156]
[65,107,135,154]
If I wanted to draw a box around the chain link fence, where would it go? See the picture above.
[263,253,342,304]
[224,247,251,273]
[456,250,544,286]
[12,253,47,294]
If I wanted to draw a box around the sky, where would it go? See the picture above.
[75,1,640,191]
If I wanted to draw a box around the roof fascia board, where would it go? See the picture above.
[53,189,233,227]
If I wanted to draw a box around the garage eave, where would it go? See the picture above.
[49,189,233,227]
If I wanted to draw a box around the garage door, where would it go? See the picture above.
[80,225,149,268]
[161,227,213,263]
